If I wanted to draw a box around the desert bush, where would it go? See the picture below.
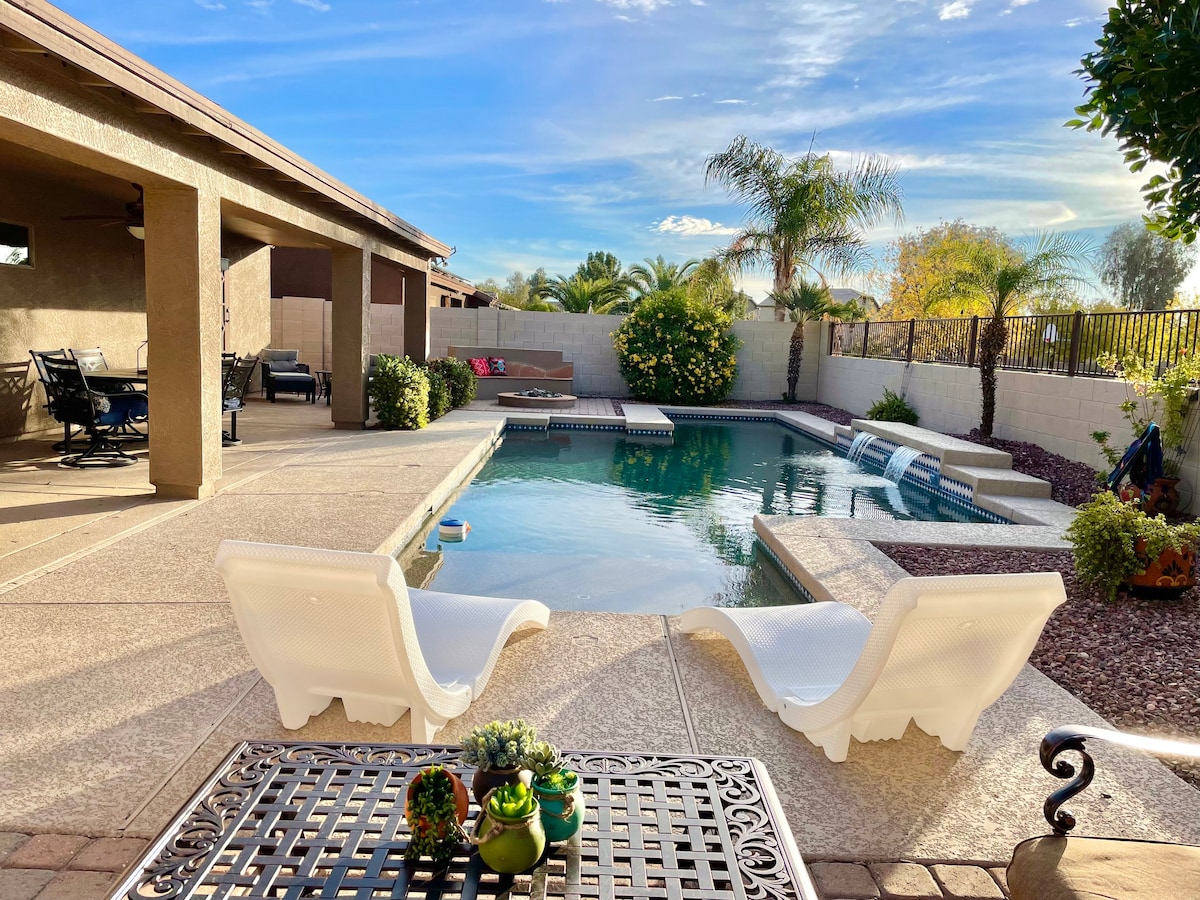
[425,367,452,420]
[866,388,919,425]
[427,356,477,408]
[369,354,429,430]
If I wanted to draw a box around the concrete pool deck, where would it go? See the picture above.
[1,400,1198,897]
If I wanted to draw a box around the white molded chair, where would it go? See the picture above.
[680,572,1066,762]
[215,540,550,741]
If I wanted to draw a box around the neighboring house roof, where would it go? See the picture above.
[431,266,475,292]
[753,288,878,311]
[0,0,451,259]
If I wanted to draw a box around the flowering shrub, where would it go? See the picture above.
[612,288,740,404]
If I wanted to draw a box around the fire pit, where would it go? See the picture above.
[497,389,577,410]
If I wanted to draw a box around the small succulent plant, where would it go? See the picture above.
[488,782,538,820]
[460,719,538,771]
[404,765,464,863]
[536,768,578,794]
[522,741,562,779]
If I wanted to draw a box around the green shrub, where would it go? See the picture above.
[425,367,452,420]
[866,388,919,425]
[427,357,477,408]
[612,287,740,404]
[369,354,429,430]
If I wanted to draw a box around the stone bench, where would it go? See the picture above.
[448,346,574,400]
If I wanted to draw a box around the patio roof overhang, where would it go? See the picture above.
[0,0,452,262]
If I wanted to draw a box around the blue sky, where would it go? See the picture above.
[56,0,1190,299]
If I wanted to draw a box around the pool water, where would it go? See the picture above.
[404,420,988,614]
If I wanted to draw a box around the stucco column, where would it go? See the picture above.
[331,247,371,429]
[143,186,223,499]
[402,265,430,363]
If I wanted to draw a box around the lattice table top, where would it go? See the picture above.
[111,742,817,900]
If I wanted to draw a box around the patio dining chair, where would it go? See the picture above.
[221,356,258,446]
[30,349,83,451]
[1007,724,1200,899]
[680,572,1066,761]
[214,540,551,741]
[69,346,146,439]
[40,356,148,468]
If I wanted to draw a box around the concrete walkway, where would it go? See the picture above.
[1,400,1198,899]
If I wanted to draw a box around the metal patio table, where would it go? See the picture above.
[109,742,818,900]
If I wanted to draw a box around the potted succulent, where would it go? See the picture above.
[469,782,546,874]
[523,741,585,843]
[403,765,468,865]
[460,719,537,804]
[1066,491,1200,599]
[1093,350,1200,514]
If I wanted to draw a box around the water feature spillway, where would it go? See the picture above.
[882,445,923,484]
[847,431,878,464]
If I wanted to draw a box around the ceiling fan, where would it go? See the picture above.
[62,182,145,238]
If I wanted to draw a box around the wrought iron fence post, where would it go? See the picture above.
[861,321,870,359]
[906,319,916,363]
[1067,310,1085,377]
[828,321,836,356]
[966,316,979,368]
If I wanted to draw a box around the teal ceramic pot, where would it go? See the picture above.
[470,798,545,874]
[470,766,529,806]
[533,772,585,842]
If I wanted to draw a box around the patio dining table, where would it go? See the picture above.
[108,741,818,899]
[85,368,148,387]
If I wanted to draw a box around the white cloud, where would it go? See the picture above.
[598,0,671,10]
[1010,0,1038,6]
[655,215,738,236]
[714,99,746,104]
[195,0,226,8]
[650,95,683,101]
[938,1,976,21]
[293,0,331,9]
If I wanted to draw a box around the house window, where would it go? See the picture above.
[0,222,32,268]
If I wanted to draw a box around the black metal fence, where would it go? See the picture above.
[830,309,1200,376]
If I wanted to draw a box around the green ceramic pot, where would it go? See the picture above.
[469,792,546,874]
[532,771,585,842]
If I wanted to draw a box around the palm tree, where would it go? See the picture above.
[770,280,864,402]
[700,132,902,319]
[930,232,1093,437]
[626,255,701,301]
[705,135,903,321]
[541,274,628,314]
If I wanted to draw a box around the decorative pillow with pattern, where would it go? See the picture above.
[488,357,507,376]
[467,357,491,377]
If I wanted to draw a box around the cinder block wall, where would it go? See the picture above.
[815,327,1200,487]
[271,297,405,371]
[428,307,811,401]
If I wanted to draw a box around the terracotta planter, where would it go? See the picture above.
[1144,477,1182,516]
[471,766,530,806]
[1124,539,1197,598]
[404,768,469,862]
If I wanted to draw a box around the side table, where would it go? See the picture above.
[315,370,332,406]
[109,742,818,899]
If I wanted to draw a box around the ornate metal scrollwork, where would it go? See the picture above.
[1040,726,1097,836]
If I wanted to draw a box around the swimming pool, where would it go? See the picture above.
[403,419,989,614]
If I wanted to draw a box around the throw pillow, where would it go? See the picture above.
[467,357,491,377]
[271,359,300,373]
[488,356,507,376]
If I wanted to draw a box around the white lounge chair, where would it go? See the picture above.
[680,572,1065,762]
[215,540,550,740]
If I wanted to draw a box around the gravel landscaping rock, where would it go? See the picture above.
[879,545,1200,788]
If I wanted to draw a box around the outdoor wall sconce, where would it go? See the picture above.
[126,224,145,240]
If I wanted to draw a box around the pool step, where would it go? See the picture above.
[623,404,675,435]
[940,464,1052,499]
